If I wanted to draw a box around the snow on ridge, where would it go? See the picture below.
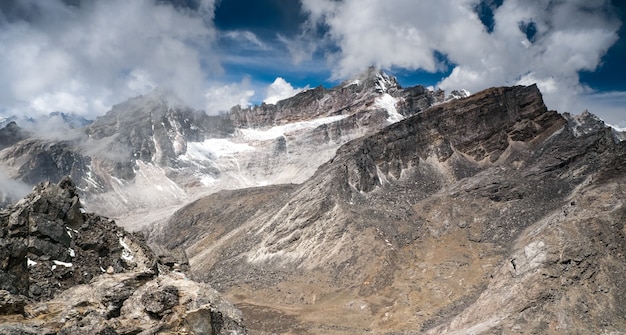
[181,139,255,161]
[238,115,350,142]
[375,93,403,123]
[608,123,626,133]
[445,89,471,102]
[343,79,361,88]
[375,73,394,93]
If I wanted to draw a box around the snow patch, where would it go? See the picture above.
[119,237,134,262]
[68,248,75,257]
[609,123,626,132]
[182,139,255,161]
[239,115,349,142]
[375,72,395,93]
[53,260,73,268]
[344,79,361,88]
[82,164,101,189]
[375,93,403,123]
[445,89,471,101]
[27,258,37,267]
[65,226,78,238]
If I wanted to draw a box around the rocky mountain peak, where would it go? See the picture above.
[562,109,610,138]
[341,66,401,93]
[444,88,471,101]
[84,91,234,168]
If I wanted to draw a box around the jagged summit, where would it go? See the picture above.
[341,66,401,93]
[444,88,471,101]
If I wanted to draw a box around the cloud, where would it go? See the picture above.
[0,0,219,118]
[298,0,621,118]
[0,170,31,204]
[222,30,269,50]
[204,79,255,113]
[263,78,309,104]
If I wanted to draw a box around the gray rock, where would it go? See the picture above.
[0,290,26,315]
[141,285,179,317]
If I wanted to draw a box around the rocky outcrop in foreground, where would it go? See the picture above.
[0,177,246,334]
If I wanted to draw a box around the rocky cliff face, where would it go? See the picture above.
[148,84,626,334]
[0,177,247,335]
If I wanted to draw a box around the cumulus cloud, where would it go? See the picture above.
[264,78,309,105]
[0,0,220,118]
[298,0,621,117]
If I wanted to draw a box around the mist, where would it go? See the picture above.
[0,171,31,205]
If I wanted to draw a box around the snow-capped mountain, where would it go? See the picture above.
[0,69,440,228]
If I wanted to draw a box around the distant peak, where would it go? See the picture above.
[445,89,471,101]
[562,110,608,138]
[342,67,399,93]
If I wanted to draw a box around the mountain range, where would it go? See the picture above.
[1,68,625,334]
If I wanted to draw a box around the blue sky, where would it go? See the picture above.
[0,0,624,127]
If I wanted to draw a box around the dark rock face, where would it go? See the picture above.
[142,285,179,317]
[0,177,247,335]
[149,84,626,334]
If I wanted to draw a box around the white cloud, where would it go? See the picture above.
[263,78,309,105]
[0,170,31,203]
[223,30,269,50]
[299,0,621,120]
[204,79,255,113]
[0,0,219,118]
